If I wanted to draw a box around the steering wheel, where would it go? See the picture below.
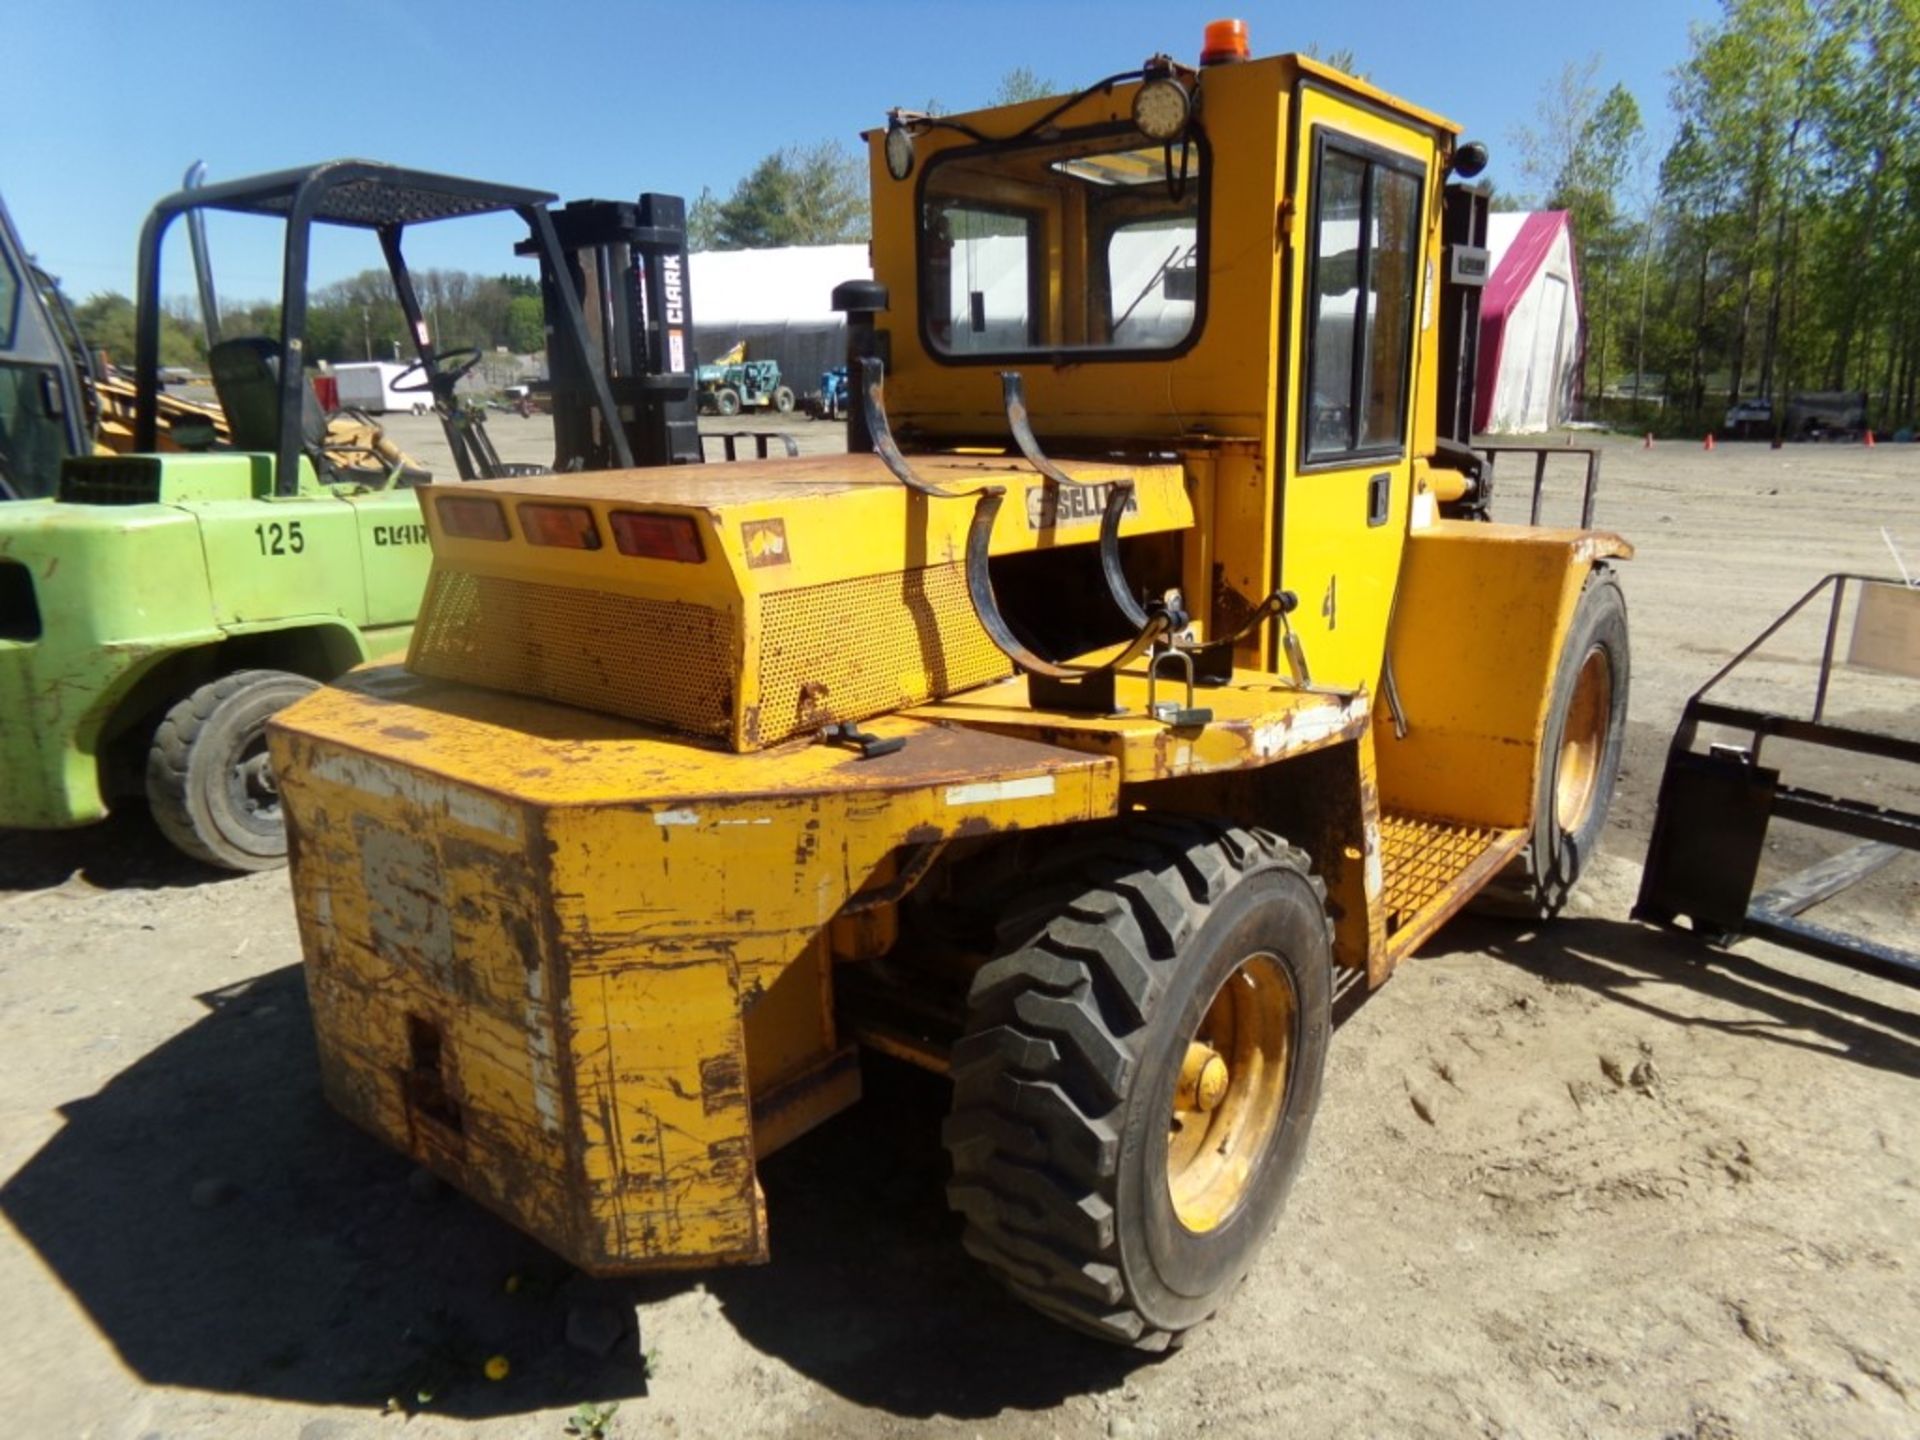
[389,347,485,394]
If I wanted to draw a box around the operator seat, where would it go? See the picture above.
[208,336,330,462]
[208,337,426,486]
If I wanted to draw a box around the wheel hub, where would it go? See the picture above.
[1166,955,1295,1234]
[1554,646,1613,833]
[1176,1043,1231,1112]
[233,746,280,820]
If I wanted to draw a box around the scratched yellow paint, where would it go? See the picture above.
[408,455,1193,752]
[1373,524,1634,828]
[873,59,1294,446]
[279,728,586,1248]
[270,662,1122,1272]
[418,456,1192,593]
[1276,86,1439,698]
[912,665,1371,782]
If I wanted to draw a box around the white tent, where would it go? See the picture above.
[1474,211,1582,434]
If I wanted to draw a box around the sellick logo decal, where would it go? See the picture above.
[1026,481,1139,531]
[743,518,790,567]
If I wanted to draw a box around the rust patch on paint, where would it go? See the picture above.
[699,1052,746,1116]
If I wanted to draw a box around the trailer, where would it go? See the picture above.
[332,361,430,416]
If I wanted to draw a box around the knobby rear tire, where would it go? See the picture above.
[942,816,1333,1349]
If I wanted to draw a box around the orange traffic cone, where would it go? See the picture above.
[1704,432,1716,451]
[1865,429,1876,448]
[1644,433,1655,448]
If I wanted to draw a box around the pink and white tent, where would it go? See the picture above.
[1473,211,1582,434]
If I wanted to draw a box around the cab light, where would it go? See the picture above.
[1201,17,1249,65]
[518,502,602,550]
[436,494,510,540]
[1134,76,1191,141]
[610,510,704,563]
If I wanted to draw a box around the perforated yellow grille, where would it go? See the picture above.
[409,569,733,737]
[1379,812,1503,933]
[751,561,1010,747]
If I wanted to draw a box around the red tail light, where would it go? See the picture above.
[436,494,510,541]
[610,511,704,563]
[518,502,602,550]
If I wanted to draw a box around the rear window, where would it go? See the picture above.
[920,128,1206,360]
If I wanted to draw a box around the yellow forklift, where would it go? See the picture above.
[270,22,1631,1349]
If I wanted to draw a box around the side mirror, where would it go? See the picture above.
[1452,142,1490,179]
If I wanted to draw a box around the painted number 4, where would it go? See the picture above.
[255,520,306,556]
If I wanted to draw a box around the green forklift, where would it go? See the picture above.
[0,161,702,869]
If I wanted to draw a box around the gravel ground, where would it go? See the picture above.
[1,426,1916,1440]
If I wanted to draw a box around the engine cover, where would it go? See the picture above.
[406,453,1191,750]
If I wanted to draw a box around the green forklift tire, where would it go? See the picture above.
[147,669,319,872]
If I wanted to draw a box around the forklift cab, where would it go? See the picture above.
[0,192,96,500]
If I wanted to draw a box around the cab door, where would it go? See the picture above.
[1278,86,1439,694]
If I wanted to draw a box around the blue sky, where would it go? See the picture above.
[11,0,1722,304]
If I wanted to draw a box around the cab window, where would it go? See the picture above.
[921,129,1205,360]
[925,204,1038,353]
[1302,135,1424,464]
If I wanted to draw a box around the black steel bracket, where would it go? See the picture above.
[857,356,997,499]
[964,488,1174,705]
[1185,589,1299,684]
[822,722,907,760]
[1475,443,1603,528]
[704,431,800,461]
[1635,572,1920,988]
[857,356,1175,716]
[1001,371,1150,628]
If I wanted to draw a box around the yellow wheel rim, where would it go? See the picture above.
[1167,954,1294,1234]
[1554,647,1612,833]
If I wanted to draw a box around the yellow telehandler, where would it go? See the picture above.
[269,22,1631,1349]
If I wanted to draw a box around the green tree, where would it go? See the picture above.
[699,142,869,250]
[1511,58,1647,407]
[1669,0,1825,405]
[73,292,203,370]
[1301,44,1364,79]
[505,294,546,353]
[1633,0,1920,431]
[72,293,138,366]
[1550,84,1645,405]
[687,185,722,252]
[992,66,1055,105]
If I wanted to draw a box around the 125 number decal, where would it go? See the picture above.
[255,521,306,556]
